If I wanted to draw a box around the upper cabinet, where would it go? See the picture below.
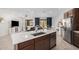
[64,12,68,19]
[64,9,74,19]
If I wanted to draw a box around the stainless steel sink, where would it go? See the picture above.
[32,32,45,36]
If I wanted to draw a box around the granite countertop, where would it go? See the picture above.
[11,29,56,45]
[74,31,79,33]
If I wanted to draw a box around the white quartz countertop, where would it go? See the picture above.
[74,31,79,33]
[11,29,56,45]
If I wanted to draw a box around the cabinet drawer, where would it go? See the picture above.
[73,32,79,47]
[50,36,56,39]
[50,32,56,38]
[35,35,49,42]
[74,38,79,47]
[21,44,34,50]
[74,36,79,44]
[17,39,34,49]
[74,34,79,37]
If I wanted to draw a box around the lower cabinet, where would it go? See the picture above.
[21,44,34,50]
[17,39,34,50]
[73,32,79,47]
[35,35,49,50]
[17,32,56,50]
[49,32,56,49]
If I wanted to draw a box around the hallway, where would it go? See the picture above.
[52,32,79,50]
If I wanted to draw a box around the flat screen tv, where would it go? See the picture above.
[11,21,19,27]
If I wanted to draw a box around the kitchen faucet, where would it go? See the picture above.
[35,25,39,32]
[35,25,44,32]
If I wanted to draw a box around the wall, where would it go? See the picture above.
[0,8,72,36]
[0,21,8,36]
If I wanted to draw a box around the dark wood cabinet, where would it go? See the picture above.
[73,32,79,47]
[64,12,69,18]
[21,44,34,50]
[17,32,56,50]
[49,32,56,49]
[35,35,49,50]
[64,9,74,19]
[17,39,34,50]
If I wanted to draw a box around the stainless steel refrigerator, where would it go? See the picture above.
[63,17,73,44]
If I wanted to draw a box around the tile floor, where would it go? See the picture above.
[52,32,79,50]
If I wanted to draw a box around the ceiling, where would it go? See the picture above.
[0,8,71,18]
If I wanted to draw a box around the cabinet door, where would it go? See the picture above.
[49,32,56,49]
[50,38,56,48]
[73,32,79,47]
[64,12,68,19]
[17,39,34,50]
[35,35,49,50]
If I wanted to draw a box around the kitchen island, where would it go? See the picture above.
[0,29,56,50]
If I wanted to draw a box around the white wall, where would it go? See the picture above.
[0,21,8,36]
[0,8,72,36]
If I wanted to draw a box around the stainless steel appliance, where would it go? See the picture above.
[63,17,73,44]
